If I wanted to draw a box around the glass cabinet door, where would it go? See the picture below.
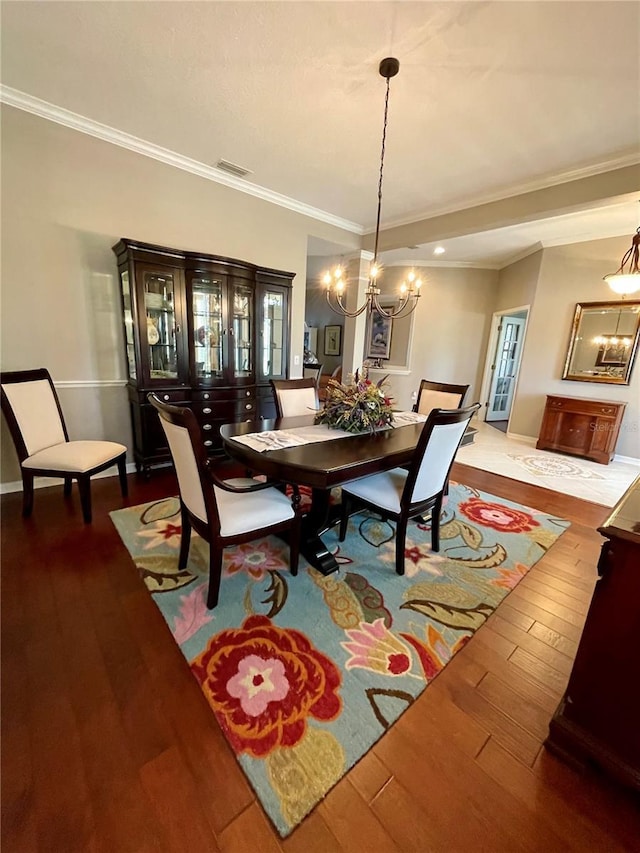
[120,270,136,379]
[259,287,286,379]
[231,280,254,380]
[191,276,224,382]
[142,269,180,382]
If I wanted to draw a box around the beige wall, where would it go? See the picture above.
[0,106,359,484]
[506,236,639,459]
[495,249,541,312]
[368,266,500,410]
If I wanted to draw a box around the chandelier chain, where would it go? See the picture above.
[373,75,391,264]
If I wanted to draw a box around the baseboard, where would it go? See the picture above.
[0,462,138,495]
[613,453,640,466]
[505,432,537,445]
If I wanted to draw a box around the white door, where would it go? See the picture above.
[486,316,526,422]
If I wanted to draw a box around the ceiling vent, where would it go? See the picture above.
[216,159,253,178]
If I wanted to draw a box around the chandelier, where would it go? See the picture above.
[324,58,422,320]
[604,227,640,297]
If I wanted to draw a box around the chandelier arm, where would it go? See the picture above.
[325,289,372,318]
[371,292,420,319]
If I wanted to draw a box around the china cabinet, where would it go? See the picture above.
[113,239,293,473]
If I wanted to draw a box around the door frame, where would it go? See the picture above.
[478,304,530,428]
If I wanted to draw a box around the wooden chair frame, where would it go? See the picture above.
[148,393,302,608]
[339,404,480,574]
[270,377,319,419]
[1,367,127,522]
[413,379,470,413]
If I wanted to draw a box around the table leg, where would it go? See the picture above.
[300,488,340,575]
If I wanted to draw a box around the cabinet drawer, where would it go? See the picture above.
[547,397,622,418]
[150,389,190,404]
[193,387,256,403]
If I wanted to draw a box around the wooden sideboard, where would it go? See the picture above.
[536,395,626,464]
[545,475,640,791]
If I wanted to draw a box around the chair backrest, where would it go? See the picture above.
[270,378,319,418]
[331,365,343,382]
[303,363,323,387]
[1,368,68,461]
[147,393,213,527]
[415,380,469,416]
[404,403,480,506]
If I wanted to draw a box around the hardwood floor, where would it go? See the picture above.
[2,463,639,852]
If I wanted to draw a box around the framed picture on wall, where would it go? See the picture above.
[324,325,342,356]
[366,308,392,359]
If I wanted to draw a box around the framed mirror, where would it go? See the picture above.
[563,300,640,384]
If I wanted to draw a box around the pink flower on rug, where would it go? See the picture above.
[458,497,539,533]
[341,619,414,677]
[225,540,287,579]
[136,519,182,549]
[191,615,342,757]
[491,562,529,590]
[226,654,289,716]
[173,582,214,644]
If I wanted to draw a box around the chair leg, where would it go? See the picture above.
[431,494,443,552]
[117,454,128,497]
[396,516,408,575]
[21,471,34,518]
[178,504,191,570]
[63,476,73,498]
[77,475,92,523]
[339,494,352,542]
[206,545,224,609]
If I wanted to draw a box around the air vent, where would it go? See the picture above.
[216,159,253,178]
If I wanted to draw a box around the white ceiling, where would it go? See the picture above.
[2,1,639,264]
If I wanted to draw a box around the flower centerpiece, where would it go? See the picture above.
[314,369,394,434]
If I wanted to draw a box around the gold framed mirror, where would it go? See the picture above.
[563,300,640,384]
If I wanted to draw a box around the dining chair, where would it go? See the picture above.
[148,393,301,608]
[413,379,470,415]
[0,368,128,523]
[270,377,319,418]
[338,403,480,575]
[303,362,323,389]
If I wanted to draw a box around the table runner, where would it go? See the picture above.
[229,411,426,452]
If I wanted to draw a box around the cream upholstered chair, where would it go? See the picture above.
[414,380,469,415]
[148,393,301,609]
[339,403,480,575]
[270,377,319,418]
[0,368,127,523]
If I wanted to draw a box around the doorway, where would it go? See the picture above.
[480,307,529,431]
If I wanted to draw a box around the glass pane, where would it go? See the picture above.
[144,271,178,381]
[120,271,136,379]
[262,290,284,377]
[192,277,224,380]
[232,282,253,378]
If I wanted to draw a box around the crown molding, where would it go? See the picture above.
[0,86,363,236]
[372,153,640,233]
[385,259,501,271]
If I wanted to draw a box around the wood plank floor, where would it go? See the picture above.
[2,462,639,852]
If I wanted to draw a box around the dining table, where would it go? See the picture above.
[220,412,427,575]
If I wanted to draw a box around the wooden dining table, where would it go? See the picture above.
[220,414,425,575]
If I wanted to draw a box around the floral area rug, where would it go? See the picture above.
[110,483,569,837]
